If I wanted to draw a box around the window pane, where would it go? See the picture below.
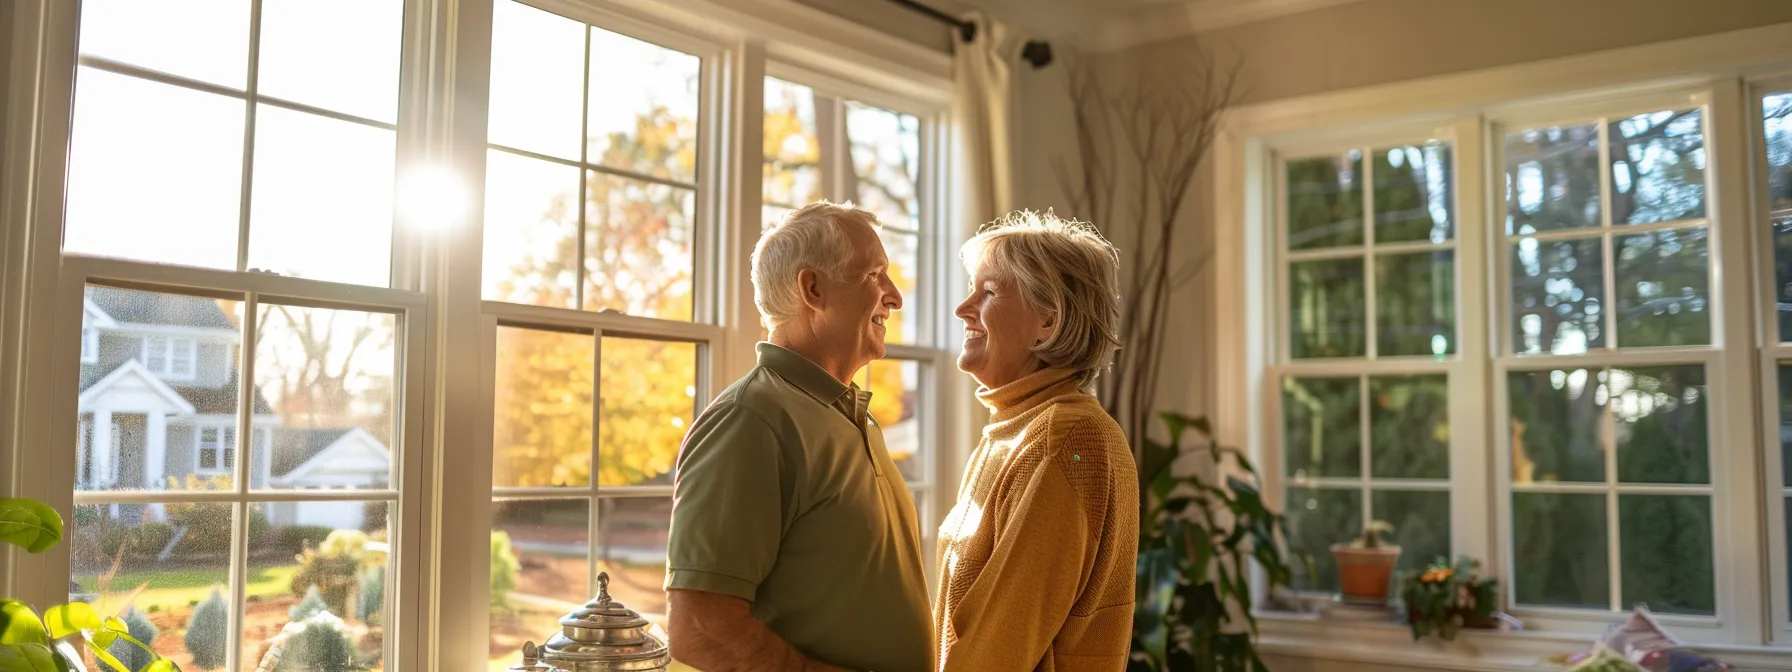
[483,150,581,309]
[1619,495,1714,615]
[1614,228,1710,347]
[587,29,700,183]
[1284,487,1361,593]
[1289,258,1365,359]
[880,230,920,344]
[1375,250,1454,356]
[68,503,232,672]
[597,497,672,625]
[583,173,695,320]
[1512,237,1605,355]
[1610,109,1706,225]
[1508,369,1605,483]
[487,0,584,159]
[1764,93,1792,341]
[1371,143,1453,243]
[78,0,250,89]
[494,327,593,488]
[244,501,389,670]
[597,338,695,488]
[248,106,396,286]
[1369,375,1448,479]
[1372,490,1450,573]
[65,68,243,269]
[1281,376,1359,479]
[257,0,403,123]
[255,304,397,490]
[1780,365,1792,488]
[1612,365,1708,485]
[1286,152,1363,249]
[1513,492,1608,609]
[1505,124,1600,234]
[764,78,823,207]
[847,102,921,233]
[77,287,243,491]
[857,359,924,483]
[491,499,590,667]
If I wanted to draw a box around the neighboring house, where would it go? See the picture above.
[78,287,391,530]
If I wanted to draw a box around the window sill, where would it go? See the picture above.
[1256,612,1792,671]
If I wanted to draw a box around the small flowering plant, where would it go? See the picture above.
[1401,556,1499,641]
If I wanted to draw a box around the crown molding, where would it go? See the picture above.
[1086,0,1369,52]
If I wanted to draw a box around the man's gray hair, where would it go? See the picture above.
[960,210,1123,391]
[752,201,877,333]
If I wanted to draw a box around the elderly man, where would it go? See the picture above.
[665,201,931,672]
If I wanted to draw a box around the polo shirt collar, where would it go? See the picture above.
[757,342,851,403]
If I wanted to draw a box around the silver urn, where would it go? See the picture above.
[513,572,672,672]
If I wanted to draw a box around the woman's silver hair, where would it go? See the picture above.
[961,210,1123,391]
[752,201,876,333]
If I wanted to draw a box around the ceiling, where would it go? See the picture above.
[953,0,1368,51]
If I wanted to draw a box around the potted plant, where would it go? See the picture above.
[1331,520,1399,606]
[1400,556,1499,641]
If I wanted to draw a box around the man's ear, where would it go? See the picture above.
[798,268,826,312]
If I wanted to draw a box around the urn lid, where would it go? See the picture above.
[539,572,672,671]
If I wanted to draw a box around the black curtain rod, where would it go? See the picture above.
[885,0,978,42]
[878,0,1055,68]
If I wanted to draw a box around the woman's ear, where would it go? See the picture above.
[1035,310,1058,346]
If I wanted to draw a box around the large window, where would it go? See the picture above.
[55,1,414,670]
[1266,95,1734,632]
[480,2,715,666]
[1277,143,1457,592]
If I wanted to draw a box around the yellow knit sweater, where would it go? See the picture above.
[934,367,1139,672]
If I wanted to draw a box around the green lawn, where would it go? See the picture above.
[80,564,299,615]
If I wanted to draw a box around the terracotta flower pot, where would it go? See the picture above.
[1331,543,1400,606]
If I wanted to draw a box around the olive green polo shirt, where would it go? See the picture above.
[666,343,932,672]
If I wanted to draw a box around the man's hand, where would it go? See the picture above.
[667,590,854,672]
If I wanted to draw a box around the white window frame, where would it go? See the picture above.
[140,334,197,380]
[194,423,236,474]
[1751,75,1792,646]
[1214,21,1792,663]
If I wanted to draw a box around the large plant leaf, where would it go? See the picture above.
[0,603,47,646]
[40,605,98,642]
[0,643,66,672]
[139,661,177,672]
[1134,546,1178,668]
[1139,437,1178,496]
[0,500,63,554]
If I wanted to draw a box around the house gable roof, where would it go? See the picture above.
[78,359,197,414]
[271,427,390,483]
[85,286,233,330]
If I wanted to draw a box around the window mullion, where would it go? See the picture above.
[1449,115,1496,579]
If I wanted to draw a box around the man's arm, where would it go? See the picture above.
[667,589,853,672]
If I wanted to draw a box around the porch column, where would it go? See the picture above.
[144,411,166,489]
[91,410,113,487]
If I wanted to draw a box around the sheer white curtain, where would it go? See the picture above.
[952,12,1018,225]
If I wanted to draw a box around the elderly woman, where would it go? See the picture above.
[935,211,1137,671]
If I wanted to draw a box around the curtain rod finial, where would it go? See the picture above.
[1021,40,1053,69]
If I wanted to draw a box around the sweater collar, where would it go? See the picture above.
[977,367,1086,424]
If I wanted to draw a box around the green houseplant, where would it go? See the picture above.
[1129,413,1294,672]
[0,497,180,671]
[1400,556,1499,641]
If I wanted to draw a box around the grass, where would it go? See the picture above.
[80,564,300,615]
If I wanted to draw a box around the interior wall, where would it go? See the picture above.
[1126,0,1792,106]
